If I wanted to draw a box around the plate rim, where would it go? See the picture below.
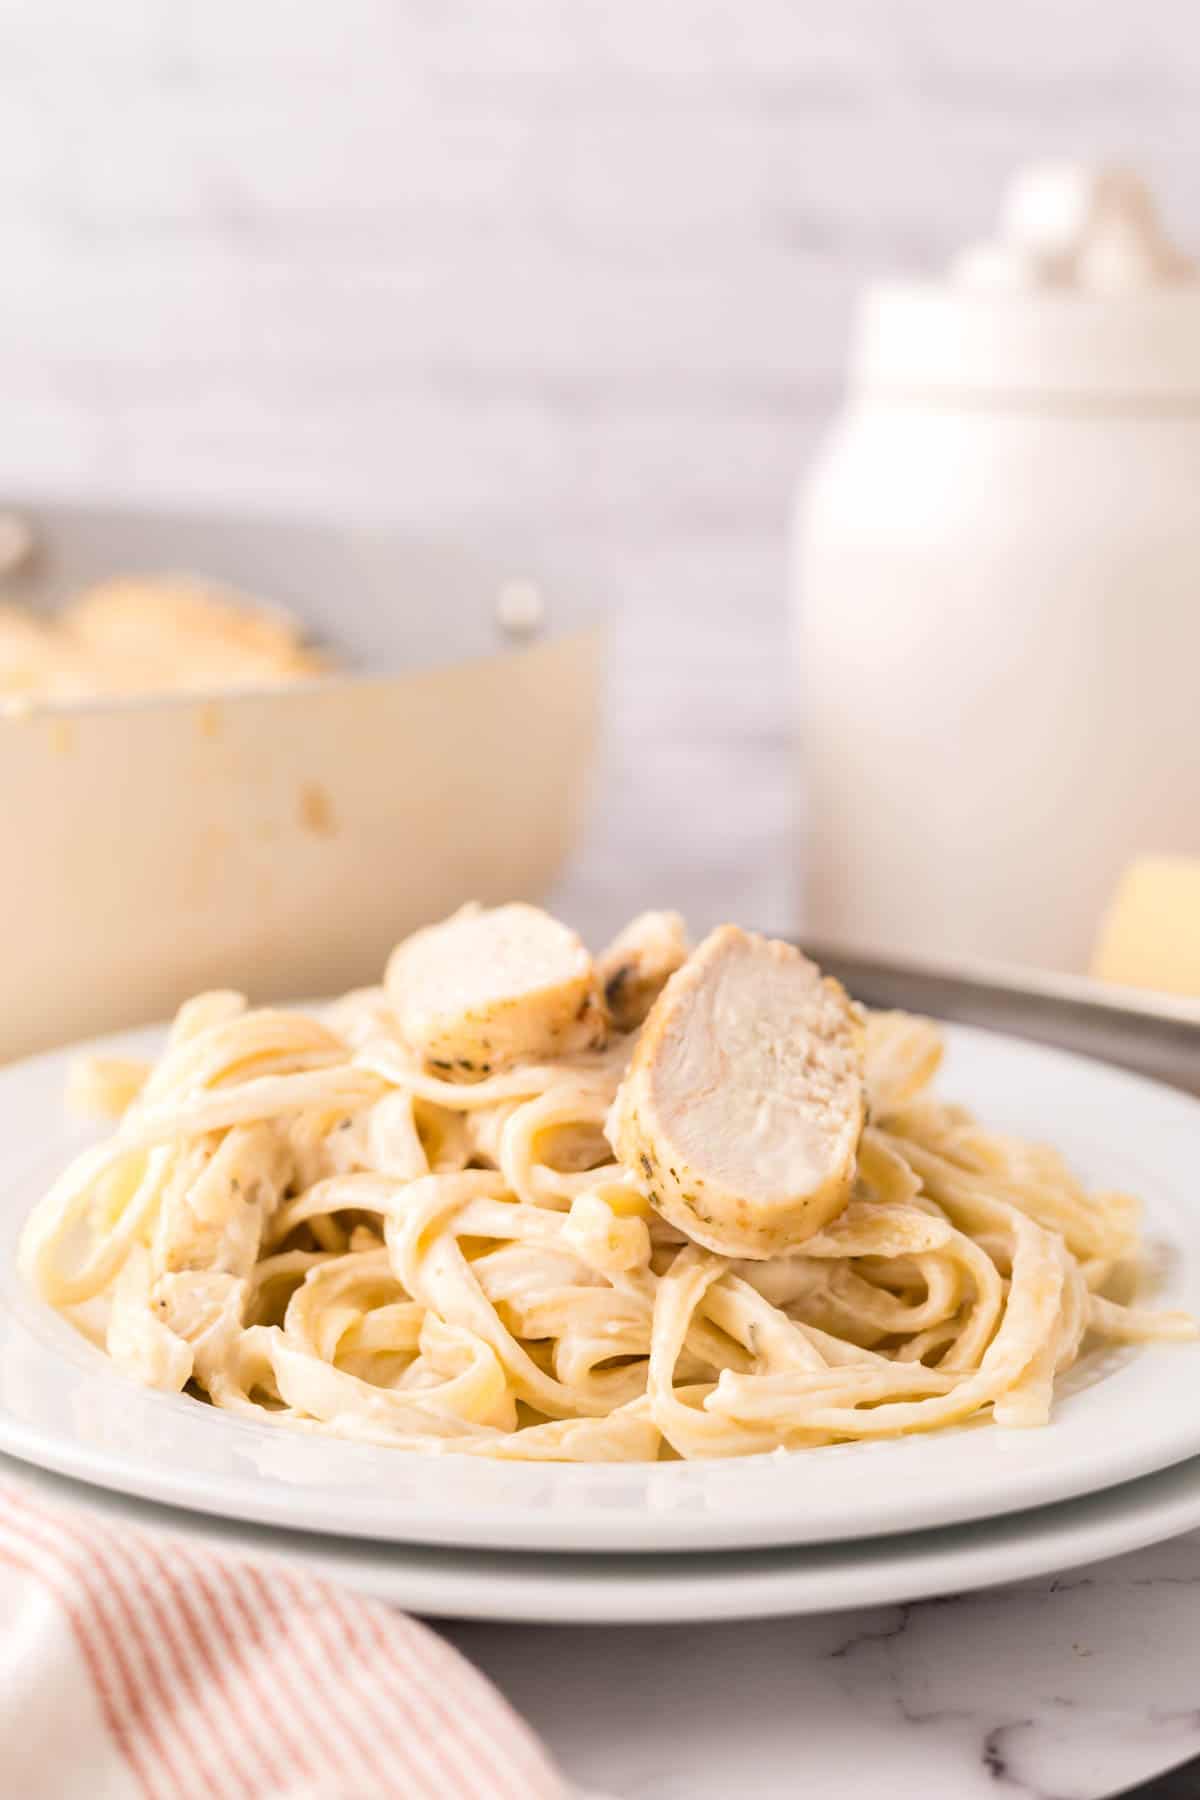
[7,1444,1200,1624]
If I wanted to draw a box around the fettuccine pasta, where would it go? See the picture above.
[20,912,1195,1462]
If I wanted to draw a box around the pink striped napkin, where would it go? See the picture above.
[0,1483,578,1800]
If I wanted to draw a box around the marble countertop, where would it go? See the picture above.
[446,1533,1200,1799]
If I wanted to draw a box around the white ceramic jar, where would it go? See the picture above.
[795,165,1200,974]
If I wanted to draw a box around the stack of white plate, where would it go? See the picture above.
[4,1022,1200,1626]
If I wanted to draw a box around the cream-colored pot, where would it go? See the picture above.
[1,502,600,1059]
[795,166,1200,975]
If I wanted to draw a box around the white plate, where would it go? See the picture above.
[7,1445,1200,1623]
[2,1021,1200,1555]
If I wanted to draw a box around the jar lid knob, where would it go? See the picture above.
[951,163,1195,292]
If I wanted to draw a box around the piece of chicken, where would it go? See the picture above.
[596,910,689,1032]
[385,903,606,1076]
[608,925,865,1259]
[61,575,327,691]
[0,604,94,701]
[106,1122,291,1394]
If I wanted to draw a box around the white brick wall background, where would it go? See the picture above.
[4,0,1199,939]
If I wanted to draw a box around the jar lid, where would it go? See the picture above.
[852,165,1200,401]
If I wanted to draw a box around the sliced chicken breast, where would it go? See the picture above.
[385,903,606,1076]
[62,576,327,689]
[596,910,690,1031]
[608,925,865,1258]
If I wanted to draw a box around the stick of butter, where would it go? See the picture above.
[1092,857,1200,997]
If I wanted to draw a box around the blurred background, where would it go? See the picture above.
[2,1,1198,948]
